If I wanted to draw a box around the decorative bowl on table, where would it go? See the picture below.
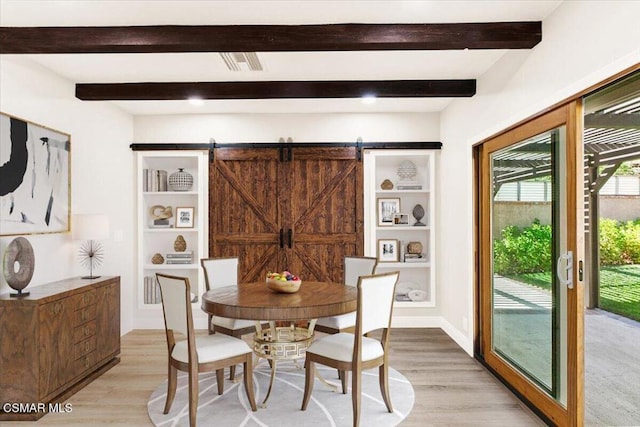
[266,271,302,293]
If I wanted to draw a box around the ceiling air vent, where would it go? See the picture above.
[220,52,263,71]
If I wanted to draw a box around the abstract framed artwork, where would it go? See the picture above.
[0,112,71,236]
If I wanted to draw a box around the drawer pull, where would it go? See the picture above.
[85,357,91,368]
[85,325,91,336]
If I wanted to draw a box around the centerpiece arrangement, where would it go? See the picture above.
[266,271,302,293]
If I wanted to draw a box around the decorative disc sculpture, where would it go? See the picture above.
[2,237,35,297]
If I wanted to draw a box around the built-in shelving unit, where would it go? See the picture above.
[364,149,436,312]
[136,151,208,311]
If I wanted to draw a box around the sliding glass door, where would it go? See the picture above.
[477,103,584,425]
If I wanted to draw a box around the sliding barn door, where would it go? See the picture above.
[210,146,363,283]
[284,147,363,282]
[209,147,283,282]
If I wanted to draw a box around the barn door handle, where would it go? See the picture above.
[287,229,293,248]
[279,228,284,248]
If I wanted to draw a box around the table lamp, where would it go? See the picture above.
[72,214,110,279]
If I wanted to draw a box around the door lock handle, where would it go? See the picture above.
[556,251,574,289]
[287,229,293,248]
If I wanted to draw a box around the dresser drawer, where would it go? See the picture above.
[74,304,97,325]
[74,351,97,375]
[75,337,97,359]
[74,321,97,343]
[72,289,97,308]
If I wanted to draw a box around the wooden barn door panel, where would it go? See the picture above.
[284,147,363,283]
[210,146,363,284]
[209,148,284,282]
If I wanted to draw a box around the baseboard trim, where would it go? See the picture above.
[440,317,473,356]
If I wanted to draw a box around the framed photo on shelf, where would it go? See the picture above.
[393,213,409,225]
[377,198,401,226]
[377,239,399,262]
[175,207,195,228]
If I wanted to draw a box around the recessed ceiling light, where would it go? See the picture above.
[188,97,204,106]
[361,94,377,105]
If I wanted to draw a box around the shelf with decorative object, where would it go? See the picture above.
[364,149,436,312]
[136,151,208,311]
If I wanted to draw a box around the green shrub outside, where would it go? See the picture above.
[493,219,552,275]
[599,218,640,265]
[493,218,640,275]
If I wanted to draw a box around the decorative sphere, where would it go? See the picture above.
[397,160,417,181]
[407,241,423,254]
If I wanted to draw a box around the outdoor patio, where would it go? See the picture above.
[494,277,640,426]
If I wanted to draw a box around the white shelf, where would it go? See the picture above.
[137,151,208,310]
[143,264,199,270]
[394,301,435,308]
[143,191,199,196]
[376,262,430,268]
[144,228,200,233]
[364,149,436,312]
[376,226,430,231]
[376,189,430,194]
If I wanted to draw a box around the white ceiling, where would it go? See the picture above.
[0,0,563,115]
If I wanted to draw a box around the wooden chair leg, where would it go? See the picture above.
[188,366,199,427]
[164,363,177,414]
[301,358,315,410]
[352,368,361,427]
[216,369,225,395]
[207,315,214,335]
[340,370,349,394]
[243,355,257,411]
[229,364,236,381]
[379,363,393,412]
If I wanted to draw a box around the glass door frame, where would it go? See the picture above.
[476,101,584,426]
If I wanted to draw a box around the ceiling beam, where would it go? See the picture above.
[75,79,476,101]
[0,22,542,54]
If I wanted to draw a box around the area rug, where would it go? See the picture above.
[148,359,414,426]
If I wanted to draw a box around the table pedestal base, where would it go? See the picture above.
[253,322,313,406]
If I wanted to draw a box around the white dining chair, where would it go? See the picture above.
[200,257,258,380]
[314,256,378,334]
[301,270,399,427]
[156,273,257,427]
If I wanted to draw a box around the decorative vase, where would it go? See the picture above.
[173,235,187,252]
[407,241,423,254]
[412,204,426,226]
[151,253,164,264]
[168,168,194,191]
[380,179,394,190]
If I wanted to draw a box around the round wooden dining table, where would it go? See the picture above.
[200,280,357,321]
[201,280,357,406]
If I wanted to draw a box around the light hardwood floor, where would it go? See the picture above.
[4,328,544,426]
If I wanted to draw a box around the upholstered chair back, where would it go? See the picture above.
[357,271,399,336]
[201,257,239,291]
[344,256,378,287]
[156,274,192,337]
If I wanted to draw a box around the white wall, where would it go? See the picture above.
[0,57,136,333]
[439,1,640,354]
[134,113,439,143]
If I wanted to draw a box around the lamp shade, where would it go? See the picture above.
[72,214,110,241]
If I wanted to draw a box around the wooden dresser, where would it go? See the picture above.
[0,276,120,421]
